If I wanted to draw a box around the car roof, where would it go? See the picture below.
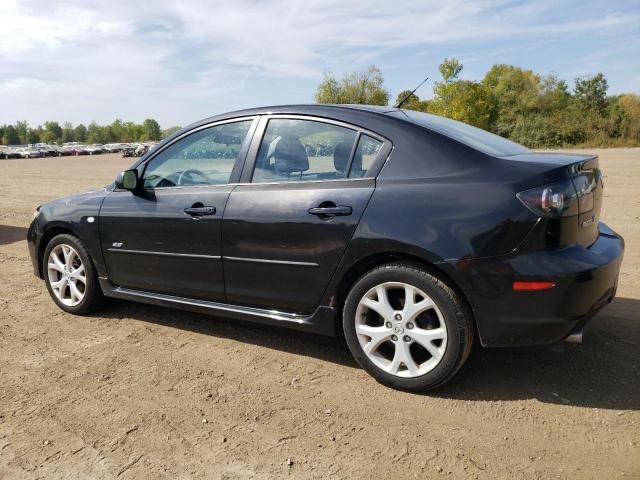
[199,103,396,118]
[180,104,406,139]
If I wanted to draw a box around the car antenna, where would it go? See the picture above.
[394,76,429,109]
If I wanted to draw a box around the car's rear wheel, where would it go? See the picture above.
[343,263,473,391]
[42,234,104,315]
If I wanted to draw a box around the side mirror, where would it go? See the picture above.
[115,169,139,191]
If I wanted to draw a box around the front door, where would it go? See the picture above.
[222,116,387,313]
[99,118,256,301]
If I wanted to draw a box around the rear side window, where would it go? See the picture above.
[349,135,384,178]
[252,119,358,183]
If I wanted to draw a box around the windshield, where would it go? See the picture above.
[387,110,530,157]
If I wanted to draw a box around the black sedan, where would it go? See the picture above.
[27,105,624,391]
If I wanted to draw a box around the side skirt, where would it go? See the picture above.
[98,278,337,336]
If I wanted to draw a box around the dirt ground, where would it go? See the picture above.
[0,149,638,479]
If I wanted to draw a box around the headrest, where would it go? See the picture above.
[333,141,351,171]
[274,137,309,174]
[333,140,362,172]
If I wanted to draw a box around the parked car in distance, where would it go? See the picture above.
[39,145,60,157]
[59,145,81,156]
[84,144,105,155]
[104,143,126,153]
[16,147,43,158]
[0,146,21,159]
[27,105,624,391]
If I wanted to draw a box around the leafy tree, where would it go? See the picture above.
[42,121,63,144]
[61,122,75,143]
[74,124,87,143]
[574,73,608,115]
[26,128,40,144]
[315,65,389,105]
[439,58,463,83]
[2,125,20,145]
[609,94,640,141]
[395,90,420,108]
[162,126,182,138]
[15,121,29,144]
[482,64,541,138]
[427,58,492,129]
[141,118,162,141]
[87,122,105,144]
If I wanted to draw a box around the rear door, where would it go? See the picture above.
[222,116,390,313]
[99,118,257,301]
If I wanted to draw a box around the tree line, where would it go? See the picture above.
[315,60,640,148]
[4,59,637,149]
[0,119,182,146]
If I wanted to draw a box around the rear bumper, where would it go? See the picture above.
[443,222,624,347]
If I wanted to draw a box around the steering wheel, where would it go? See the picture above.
[177,169,211,186]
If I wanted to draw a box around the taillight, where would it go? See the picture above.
[516,180,578,218]
[572,173,597,213]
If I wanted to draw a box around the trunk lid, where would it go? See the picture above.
[509,152,603,247]
[570,156,603,246]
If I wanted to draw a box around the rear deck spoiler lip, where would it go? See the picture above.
[500,152,598,168]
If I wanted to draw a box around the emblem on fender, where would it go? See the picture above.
[582,216,595,228]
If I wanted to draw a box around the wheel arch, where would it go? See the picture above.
[334,251,477,337]
[37,225,77,278]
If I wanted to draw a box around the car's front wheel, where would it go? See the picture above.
[42,234,104,315]
[343,263,474,391]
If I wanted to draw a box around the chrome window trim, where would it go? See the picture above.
[239,114,392,184]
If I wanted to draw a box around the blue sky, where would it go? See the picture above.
[1,0,639,128]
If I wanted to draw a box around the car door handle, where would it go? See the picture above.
[184,206,216,216]
[308,205,352,217]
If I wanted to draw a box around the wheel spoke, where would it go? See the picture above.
[402,285,435,322]
[51,277,67,291]
[48,254,65,273]
[67,249,78,267]
[388,342,419,376]
[62,245,72,264]
[71,264,86,283]
[356,324,392,355]
[69,281,83,303]
[411,327,446,361]
[361,286,394,321]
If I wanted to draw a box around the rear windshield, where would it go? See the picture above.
[387,110,530,157]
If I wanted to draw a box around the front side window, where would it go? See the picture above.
[252,118,358,183]
[142,120,253,188]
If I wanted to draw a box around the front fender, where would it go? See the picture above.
[31,188,109,278]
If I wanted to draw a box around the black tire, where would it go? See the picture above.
[343,263,474,392]
[42,233,104,315]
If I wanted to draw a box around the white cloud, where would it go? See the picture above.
[0,0,638,126]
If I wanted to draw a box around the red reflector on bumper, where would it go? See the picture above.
[513,281,556,291]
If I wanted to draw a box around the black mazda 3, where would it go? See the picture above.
[27,105,624,391]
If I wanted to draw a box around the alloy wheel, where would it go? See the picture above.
[355,282,448,378]
[47,244,86,307]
